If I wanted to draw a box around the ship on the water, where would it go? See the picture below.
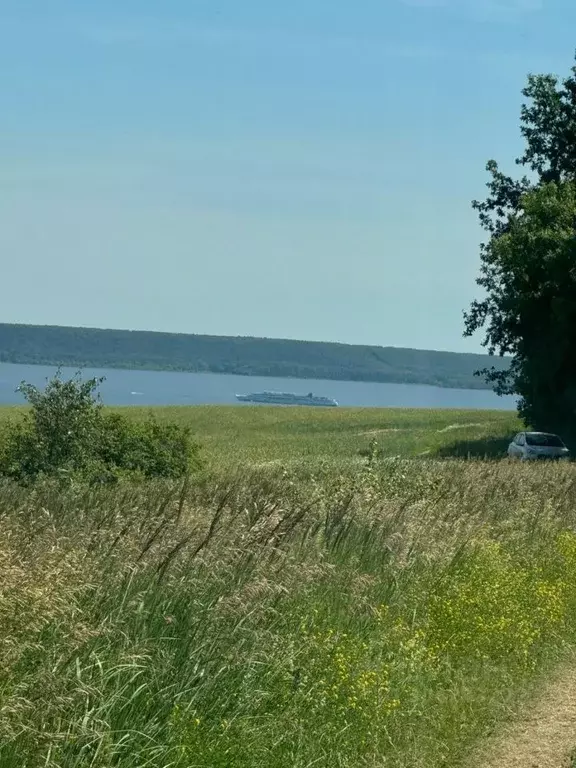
[235,390,338,407]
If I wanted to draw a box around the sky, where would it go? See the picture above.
[2,1,575,353]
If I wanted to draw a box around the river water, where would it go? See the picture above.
[0,363,516,410]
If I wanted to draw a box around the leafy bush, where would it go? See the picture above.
[0,372,201,483]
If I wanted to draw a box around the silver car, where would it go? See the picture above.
[507,431,570,461]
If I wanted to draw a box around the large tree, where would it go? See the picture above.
[465,57,576,434]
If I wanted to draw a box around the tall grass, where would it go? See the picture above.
[1,457,576,766]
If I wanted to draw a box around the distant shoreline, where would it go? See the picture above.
[0,358,501,392]
[0,322,509,392]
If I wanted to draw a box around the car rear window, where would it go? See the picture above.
[526,433,564,447]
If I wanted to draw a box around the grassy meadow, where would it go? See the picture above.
[117,405,521,466]
[4,403,576,767]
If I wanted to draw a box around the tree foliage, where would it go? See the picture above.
[465,57,576,433]
[0,372,201,483]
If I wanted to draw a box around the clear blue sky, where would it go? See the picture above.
[2,1,574,352]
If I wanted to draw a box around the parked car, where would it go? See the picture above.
[507,431,570,461]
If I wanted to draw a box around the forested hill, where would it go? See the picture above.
[0,323,509,390]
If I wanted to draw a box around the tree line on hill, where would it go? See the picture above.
[0,323,508,391]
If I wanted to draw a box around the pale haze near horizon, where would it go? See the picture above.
[1,1,574,353]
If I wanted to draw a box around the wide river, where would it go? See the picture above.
[0,362,516,410]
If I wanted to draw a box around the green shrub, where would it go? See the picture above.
[0,372,201,483]
[98,412,200,480]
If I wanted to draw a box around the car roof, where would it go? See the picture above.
[525,431,560,437]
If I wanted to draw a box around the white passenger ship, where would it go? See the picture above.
[235,390,338,407]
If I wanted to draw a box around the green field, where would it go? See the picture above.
[0,404,521,467]
[118,405,520,465]
[0,404,521,468]
[4,404,576,767]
